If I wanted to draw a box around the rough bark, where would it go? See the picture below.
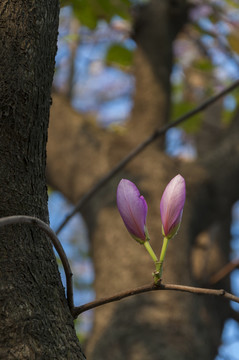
[46,1,236,359]
[0,1,84,359]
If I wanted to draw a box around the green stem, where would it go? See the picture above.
[158,236,169,278]
[144,241,162,284]
[144,240,158,264]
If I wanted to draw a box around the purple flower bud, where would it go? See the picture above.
[160,174,186,239]
[117,179,148,243]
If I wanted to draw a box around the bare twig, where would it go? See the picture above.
[56,79,239,234]
[0,216,74,311]
[72,281,239,318]
[229,308,239,323]
[209,259,239,285]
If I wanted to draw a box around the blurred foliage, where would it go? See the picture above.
[47,185,54,196]
[221,89,239,126]
[172,0,239,133]
[171,100,202,133]
[60,0,130,28]
[222,107,234,126]
[56,0,239,132]
[105,43,133,68]
[194,58,214,72]
[228,31,239,55]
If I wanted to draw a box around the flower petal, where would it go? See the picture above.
[160,174,186,237]
[117,179,148,241]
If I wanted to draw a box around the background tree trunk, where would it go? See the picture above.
[47,1,236,359]
[0,1,85,359]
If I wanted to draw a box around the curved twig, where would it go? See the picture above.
[56,79,239,234]
[0,215,74,311]
[72,281,239,318]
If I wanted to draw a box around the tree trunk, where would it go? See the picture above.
[0,2,84,359]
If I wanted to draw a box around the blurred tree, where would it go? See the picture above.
[47,1,239,359]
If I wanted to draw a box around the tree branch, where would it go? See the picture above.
[56,79,239,235]
[209,258,239,285]
[0,216,74,312]
[2,217,239,323]
[72,281,239,318]
[229,308,239,323]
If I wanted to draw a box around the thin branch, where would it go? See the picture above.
[229,308,239,323]
[72,281,239,318]
[56,79,239,235]
[209,259,239,285]
[0,216,74,311]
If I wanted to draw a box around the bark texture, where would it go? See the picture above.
[0,1,85,359]
[47,0,236,359]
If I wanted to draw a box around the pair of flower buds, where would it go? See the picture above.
[117,174,186,243]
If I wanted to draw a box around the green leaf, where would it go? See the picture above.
[194,58,214,72]
[105,43,133,68]
[171,101,202,133]
[61,0,131,27]
[60,0,72,7]
[63,33,80,43]
[227,31,239,54]
[47,186,54,196]
[221,108,233,126]
[73,1,98,29]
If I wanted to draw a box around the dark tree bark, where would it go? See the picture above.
[0,1,84,359]
[47,1,236,359]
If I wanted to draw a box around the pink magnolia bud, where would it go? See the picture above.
[117,179,148,243]
[160,175,186,239]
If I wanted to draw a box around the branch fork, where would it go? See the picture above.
[1,215,239,321]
